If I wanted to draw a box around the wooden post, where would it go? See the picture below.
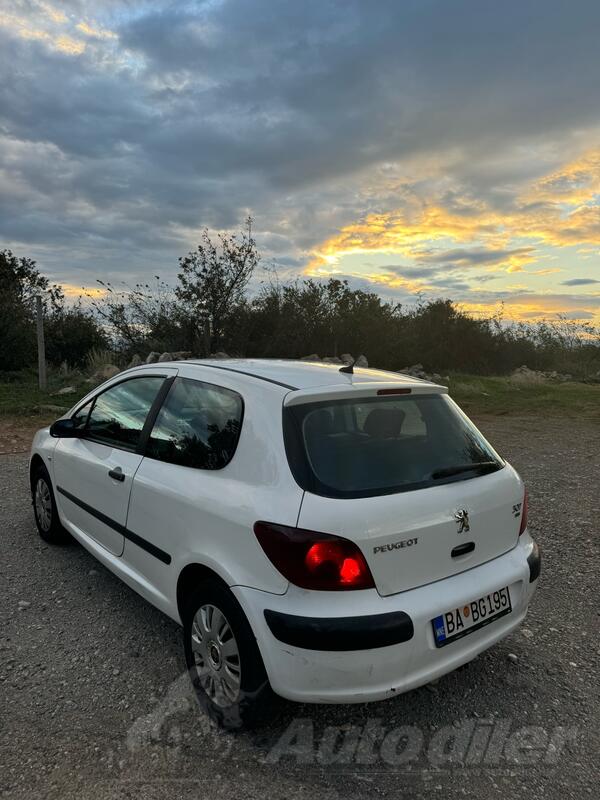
[203,318,211,357]
[36,295,47,390]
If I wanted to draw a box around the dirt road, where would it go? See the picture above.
[1,416,599,799]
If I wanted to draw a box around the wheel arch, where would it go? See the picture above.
[176,562,230,623]
[29,453,46,488]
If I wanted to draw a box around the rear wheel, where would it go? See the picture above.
[183,579,272,730]
[31,464,70,544]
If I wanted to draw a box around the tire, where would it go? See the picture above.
[31,463,71,544]
[183,578,273,730]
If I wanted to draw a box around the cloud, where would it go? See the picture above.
[75,21,117,40]
[0,9,86,53]
[306,145,600,292]
[413,246,537,270]
[459,291,600,323]
[561,277,600,286]
[0,0,600,315]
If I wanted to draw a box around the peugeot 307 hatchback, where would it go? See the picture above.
[30,359,540,728]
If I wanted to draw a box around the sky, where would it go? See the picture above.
[1,0,600,324]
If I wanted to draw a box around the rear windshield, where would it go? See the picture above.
[283,394,504,498]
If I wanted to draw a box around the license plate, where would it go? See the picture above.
[432,586,512,647]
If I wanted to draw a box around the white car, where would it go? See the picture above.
[30,359,540,728]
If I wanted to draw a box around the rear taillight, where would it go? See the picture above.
[253,521,375,590]
[519,488,528,535]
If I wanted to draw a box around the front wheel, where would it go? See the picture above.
[183,579,273,730]
[31,464,71,544]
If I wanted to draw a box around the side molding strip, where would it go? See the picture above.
[56,486,172,565]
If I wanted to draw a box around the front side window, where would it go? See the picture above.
[85,377,165,450]
[146,377,243,469]
[284,394,503,498]
[72,399,93,430]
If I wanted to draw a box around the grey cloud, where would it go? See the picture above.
[414,247,536,267]
[2,0,600,284]
[561,278,600,286]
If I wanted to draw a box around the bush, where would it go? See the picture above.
[44,308,108,368]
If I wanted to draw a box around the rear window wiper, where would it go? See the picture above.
[431,461,500,480]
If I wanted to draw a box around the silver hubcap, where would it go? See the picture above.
[190,604,241,707]
[35,479,52,532]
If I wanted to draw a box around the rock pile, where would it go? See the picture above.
[300,354,369,367]
[144,351,193,365]
[510,365,572,384]
[399,363,448,384]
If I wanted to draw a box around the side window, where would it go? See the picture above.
[146,377,243,470]
[72,399,93,430]
[86,377,165,450]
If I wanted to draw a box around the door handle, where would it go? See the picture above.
[108,467,126,482]
[451,541,475,558]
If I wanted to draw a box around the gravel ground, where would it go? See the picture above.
[1,415,599,799]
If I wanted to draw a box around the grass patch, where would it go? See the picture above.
[0,370,94,418]
[448,373,600,418]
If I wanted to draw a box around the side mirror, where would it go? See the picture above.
[49,418,80,438]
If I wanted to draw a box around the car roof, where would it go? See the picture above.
[162,358,438,391]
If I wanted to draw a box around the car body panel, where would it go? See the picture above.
[297,463,525,596]
[53,438,143,556]
[125,365,302,603]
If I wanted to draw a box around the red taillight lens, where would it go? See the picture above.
[519,488,528,535]
[253,521,375,590]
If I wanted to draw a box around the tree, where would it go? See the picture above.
[45,305,108,367]
[0,249,63,371]
[90,277,191,356]
[246,277,401,362]
[0,249,63,310]
[176,217,259,354]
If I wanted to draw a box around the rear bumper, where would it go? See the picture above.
[233,532,540,704]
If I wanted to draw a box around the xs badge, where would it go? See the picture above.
[454,508,470,533]
[512,502,522,518]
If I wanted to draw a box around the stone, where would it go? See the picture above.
[145,352,160,364]
[127,354,142,369]
[300,354,320,361]
[340,353,354,365]
[18,600,31,609]
[322,356,342,364]
[171,351,192,360]
[510,365,547,384]
[56,386,76,395]
[355,354,369,368]
[400,363,429,379]
[507,653,518,663]
[97,364,120,380]
[157,352,173,362]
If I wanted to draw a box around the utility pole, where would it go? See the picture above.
[36,295,47,390]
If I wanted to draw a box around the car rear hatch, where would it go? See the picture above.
[284,383,524,596]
